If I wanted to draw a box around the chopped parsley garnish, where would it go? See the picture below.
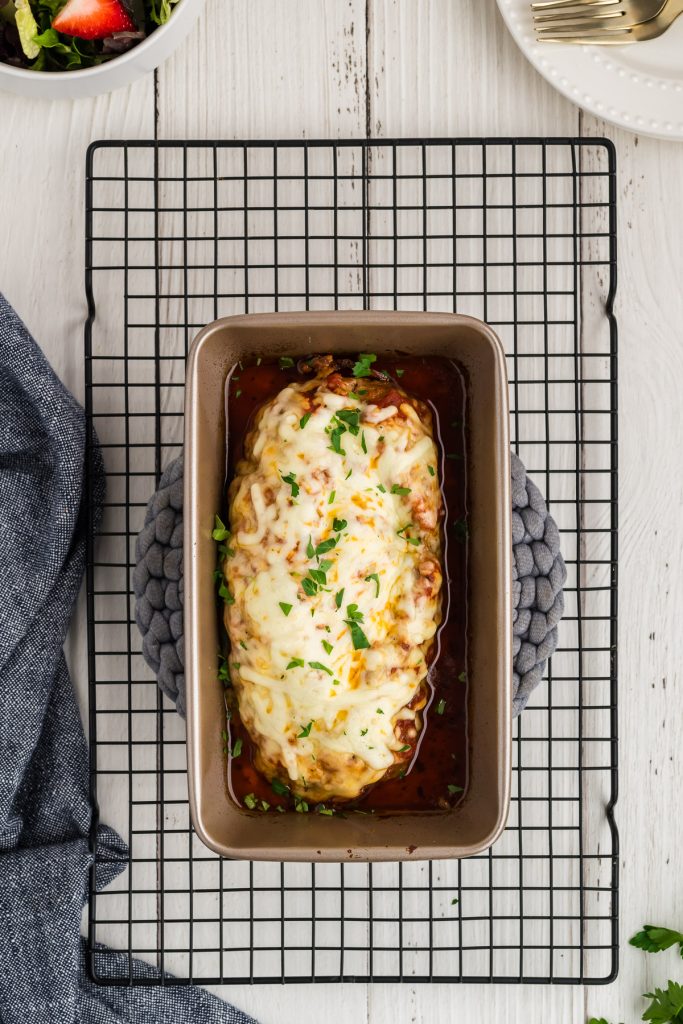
[365,573,380,597]
[378,435,385,443]
[306,536,315,559]
[335,588,344,609]
[360,728,368,736]
[232,738,243,758]
[398,744,411,753]
[328,423,346,455]
[328,490,336,504]
[294,797,309,813]
[279,602,293,617]
[321,639,334,655]
[281,471,300,497]
[376,708,384,715]
[448,784,464,795]
[336,408,360,435]
[315,537,337,557]
[212,514,231,542]
[332,517,347,533]
[428,465,435,476]
[219,579,235,604]
[232,662,240,671]
[302,577,318,597]
[458,670,467,683]
[361,431,367,454]
[309,661,333,676]
[352,352,377,378]
[451,898,459,906]
[395,368,405,377]
[345,468,353,480]
[391,484,411,495]
[396,523,411,536]
[436,699,446,715]
[317,806,334,816]
[346,604,364,622]
[218,655,229,684]
[308,568,328,586]
[319,559,333,573]
[348,391,362,401]
[406,537,420,546]
[256,356,262,366]
[261,800,270,811]
[299,412,312,430]
[377,483,386,493]
[286,658,305,669]
[279,356,295,369]
[297,721,314,738]
[453,519,469,542]
[345,618,370,650]
[244,793,257,809]
[239,640,247,650]
[235,389,242,398]
[271,778,290,796]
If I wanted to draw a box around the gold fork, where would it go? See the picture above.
[531,0,683,42]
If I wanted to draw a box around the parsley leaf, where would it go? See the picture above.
[361,431,367,454]
[335,588,344,609]
[299,412,312,429]
[360,728,368,736]
[377,483,386,493]
[453,518,469,542]
[332,517,347,533]
[396,368,405,377]
[365,573,380,597]
[458,670,467,683]
[448,784,463,795]
[308,568,328,586]
[315,537,337,557]
[286,658,305,669]
[345,619,370,650]
[232,738,243,758]
[336,408,360,435]
[244,793,257,809]
[436,698,446,715]
[398,744,411,753]
[321,639,334,655]
[297,721,314,738]
[642,981,683,1024]
[630,926,683,957]
[271,778,290,796]
[346,604,364,622]
[306,535,315,559]
[279,356,295,369]
[328,423,346,455]
[302,577,318,597]
[281,471,300,497]
[212,514,231,541]
[345,468,353,480]
[352,352,377,378]
[328,490,336,504]
[319,560,333,573]
[279,602,293,616]
[391,484,411,495]
[427,465,435,476]
[218,579,235,604]
[309,661,333,676]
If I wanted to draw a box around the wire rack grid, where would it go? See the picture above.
[84,137,618,986]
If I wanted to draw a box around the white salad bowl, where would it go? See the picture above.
[0,0,205,99]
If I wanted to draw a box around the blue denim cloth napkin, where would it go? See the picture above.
[0,294,256,1024]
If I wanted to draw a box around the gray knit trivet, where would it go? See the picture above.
[133,452,565,718]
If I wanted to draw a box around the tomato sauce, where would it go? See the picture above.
[221,354,468,815]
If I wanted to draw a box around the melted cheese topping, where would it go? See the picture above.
[224,370,443,802]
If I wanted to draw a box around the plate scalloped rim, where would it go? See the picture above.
[497,0,683,141]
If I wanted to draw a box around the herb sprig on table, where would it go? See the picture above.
[589,925,683,1024]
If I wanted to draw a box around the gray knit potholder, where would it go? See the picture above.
[134,452,565,719]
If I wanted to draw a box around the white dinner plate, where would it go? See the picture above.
[497,0,683,141]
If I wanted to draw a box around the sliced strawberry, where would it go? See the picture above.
[52,0,135,40]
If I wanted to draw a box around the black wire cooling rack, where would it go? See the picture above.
[84,138,618,986]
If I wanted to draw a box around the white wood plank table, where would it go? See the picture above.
[2,2,682,1022]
